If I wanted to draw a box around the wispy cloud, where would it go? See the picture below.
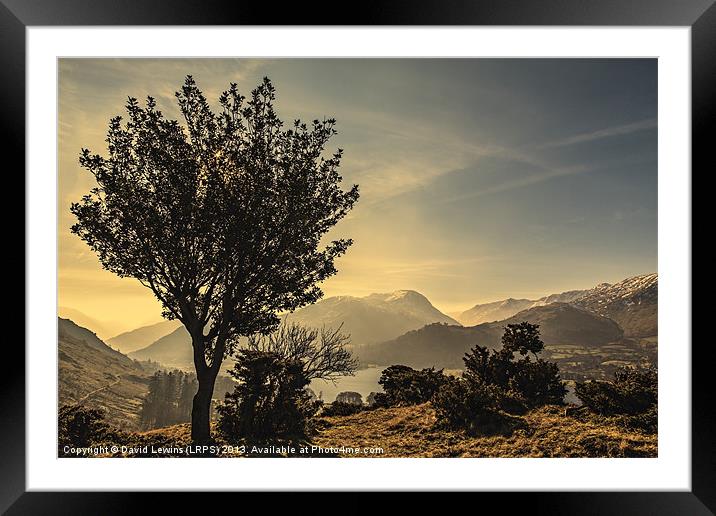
[438,164,591,204]
[537,118,657,149]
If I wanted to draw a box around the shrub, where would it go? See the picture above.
[335,391,363,405]
[322,401,364,417]
[217,350,321,441]
[575,366,657,416]
[462,323,566,408]
[431,323,563,435]
[507,357,566,407]
[58,404,111,451]
[374,365,448,407]
[432,378,523,436]
[366,392,379,407]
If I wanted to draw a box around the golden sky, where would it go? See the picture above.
[58,58,657,338]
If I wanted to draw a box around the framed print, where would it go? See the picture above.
[7,0,714,511]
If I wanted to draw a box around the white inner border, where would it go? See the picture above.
[27,27,691,491]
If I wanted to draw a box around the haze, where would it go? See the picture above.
[58,58,657,336]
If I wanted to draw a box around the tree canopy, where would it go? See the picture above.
[71,75,359,441]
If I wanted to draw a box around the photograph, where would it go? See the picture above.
[57,57,658,459]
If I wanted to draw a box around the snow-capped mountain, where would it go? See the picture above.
[455,274,656,335]
[457,289,588,326]
[575,273,657,337]
[457,298,534,326]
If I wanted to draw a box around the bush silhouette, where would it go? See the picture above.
[217,350,321,441]
[373,365,448,407]
[322,401,364,417]
[432,323,564,435]
[58,404,112,452]
[462,322,566,408]
[335,391,363,405]
[575,366,657,433]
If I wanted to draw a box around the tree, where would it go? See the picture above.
[373,365,447,407]
[70,76,359,442]
[217,350,319,440]
[178,373,198,422]
[462,323,566,408]
[140,371,164,429]
[246,322,358,382]
[335,391,363,405]
[500,322,543,357]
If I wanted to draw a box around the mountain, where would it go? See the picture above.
[58,318,151,430]
[129,326,193,369]
[456,298,534,326]
[128,290,457,366]
[454,273,657,329]
[358,302,624,370]
[286,290,459,346]
[108,320,183,354]
[575,273,657,337]
[456,290,588,326]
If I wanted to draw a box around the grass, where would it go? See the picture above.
[311,403,657,458]
[86,403,656,458]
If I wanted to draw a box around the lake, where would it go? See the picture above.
[309,366,384,403]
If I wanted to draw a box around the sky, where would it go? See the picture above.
[58,58,657,336]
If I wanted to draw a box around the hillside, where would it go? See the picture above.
[58,318,150,431]
[358,303,628,376]
[108,319,182,354]
[575,273,657,337]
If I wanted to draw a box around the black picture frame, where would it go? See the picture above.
[5,0,713,512]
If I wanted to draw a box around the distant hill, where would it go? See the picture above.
[575,273,657,337]
[108,320,182,354]
[129,326,193,370]
[286,290,459,346]
[58,318,150,431]
[358,303,624,369]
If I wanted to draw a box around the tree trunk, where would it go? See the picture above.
[190,368,218,444]
[190,331,220,444]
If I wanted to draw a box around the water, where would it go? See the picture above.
[309,366,384,403]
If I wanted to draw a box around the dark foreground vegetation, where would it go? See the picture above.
[59,322,657,458]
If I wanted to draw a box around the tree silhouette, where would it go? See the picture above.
[71,76,359,442]
[246,322,357,382]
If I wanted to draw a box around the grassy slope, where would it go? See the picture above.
[113,403,656,458]
[312,404,657,458]
[59,333,150,431]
